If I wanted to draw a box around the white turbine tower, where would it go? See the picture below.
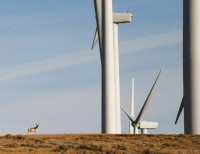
[129,79,139,134]
[113,13,132,134]
[93,0,114,134]
[121,67,162,134]
[175,0,200,134]
[92,0,132,134]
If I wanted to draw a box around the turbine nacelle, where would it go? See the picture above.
[113,13,132,24]
[91,12,133,51]
[138,121,158,129]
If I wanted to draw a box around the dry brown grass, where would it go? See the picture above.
[0,134,199,153]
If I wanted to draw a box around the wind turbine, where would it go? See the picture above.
[175,0,200,134]
[121,67,162,134]
[92,13,132,134]
[92,0,132,134]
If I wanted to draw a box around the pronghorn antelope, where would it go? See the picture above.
[27,123,40,134]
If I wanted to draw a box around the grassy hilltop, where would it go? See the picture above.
[0,134,200,153]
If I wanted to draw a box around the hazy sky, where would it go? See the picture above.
[0,0,183,135]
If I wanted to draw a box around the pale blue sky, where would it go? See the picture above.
[0,0,183,134]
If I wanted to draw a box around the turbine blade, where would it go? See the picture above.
[130,78,135,133]
[91,27,99,50]
[121,106,135,124]
[135,66,162,124]
[93,0,103,65]
[175,97,184,124]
